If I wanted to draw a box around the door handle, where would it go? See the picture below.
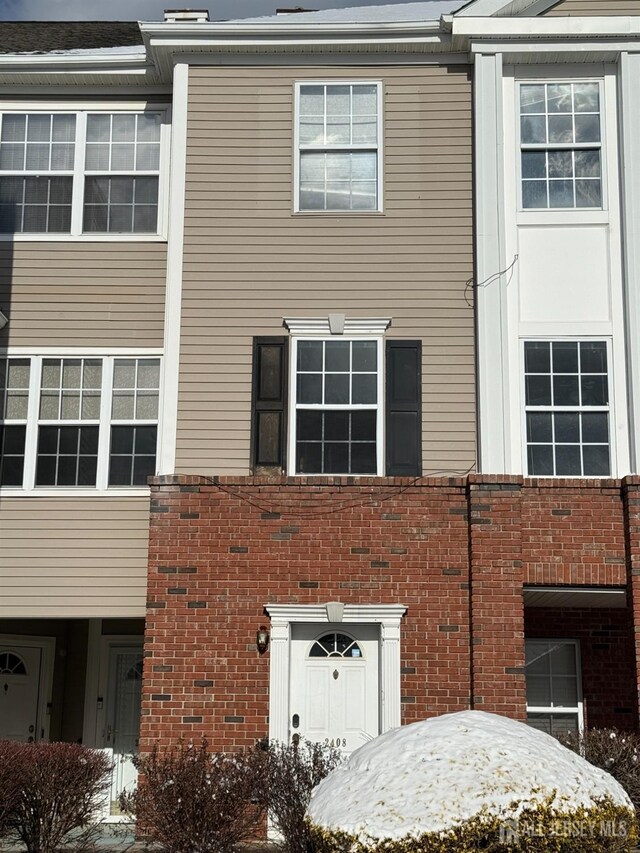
[106,725,112,743]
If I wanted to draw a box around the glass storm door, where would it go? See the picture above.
[290,624,379,756]
[105,645,143,810]
[0,645,42,742]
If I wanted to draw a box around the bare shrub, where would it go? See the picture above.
[260,739,342,853]
[120,740,266,853]
[559,728,640,816]
[8,741,113,853]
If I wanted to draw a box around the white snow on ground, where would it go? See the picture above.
[307,710,632,840]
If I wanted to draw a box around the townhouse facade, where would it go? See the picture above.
[2,0,640,814]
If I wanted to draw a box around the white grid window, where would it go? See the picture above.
[520,82,602,210]
[0,110,165,236]
[0,358,30,486]
[526,639,583,736]
[0,355,160,490]
[109,358,160,486]
[83,114,161,233]
[296,83,381,212]
[37,358,102,486]
[524,341,610,477]
[292,338,381,475]
[0,114,76,233]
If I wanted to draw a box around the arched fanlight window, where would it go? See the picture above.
[308,633,363,659]
[0,652,27,675]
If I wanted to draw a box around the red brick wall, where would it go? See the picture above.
[141,475,639,751]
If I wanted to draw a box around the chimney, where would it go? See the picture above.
[163,9,210,22]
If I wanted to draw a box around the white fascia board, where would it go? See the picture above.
[0,52,149,73]
[142,20,442,38]
[468,38,640,56]
[453,16,640,38]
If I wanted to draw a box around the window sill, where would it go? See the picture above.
[292,210,385,217]
[0,487,151,498]
[0,233,167,243]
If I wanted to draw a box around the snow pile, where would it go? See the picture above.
[307,710,632,841]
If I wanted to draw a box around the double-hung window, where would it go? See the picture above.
[526,639,583,736]
[0,355,160,490]
[520,81,602,209]
[0,109,165,236]
[292,338,382,475]
[296,82,382,212]
[524,340,610,477]
[251,328,422,477]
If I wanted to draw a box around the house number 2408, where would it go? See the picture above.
[324,738,347,748]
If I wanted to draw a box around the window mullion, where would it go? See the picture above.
[70,111,86,237]
[96,357,113,490]
[22,356,41,491]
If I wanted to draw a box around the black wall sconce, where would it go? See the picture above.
[256,625,270,654]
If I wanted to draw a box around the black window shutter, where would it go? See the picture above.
[251,337,288,472]
[385,340,422,476]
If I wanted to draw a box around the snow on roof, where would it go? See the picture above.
[226,2,464,25]
[307,710,632,840]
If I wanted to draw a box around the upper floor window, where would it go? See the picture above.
[295,83,382,213]
[519,82,602,210]
[524,340,610,477]
[293,338,381,475]
[251,321,422,477]
[0,354,160,490]
[0,110,165,236]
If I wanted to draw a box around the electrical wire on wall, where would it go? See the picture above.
[464,254,519,308]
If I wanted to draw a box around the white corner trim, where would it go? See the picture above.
[265,602,406,743]
[283,316,392,336]
[475,52,510,473]
[158,62,188,475]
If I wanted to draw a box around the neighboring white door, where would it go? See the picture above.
[105,644,143,811]
[0,645,43,742]
[290,624,379,756]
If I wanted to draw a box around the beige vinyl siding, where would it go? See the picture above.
[0,243,166,347]
[0,498,149,617]
[544,0,640,14]
[177,64,476,476]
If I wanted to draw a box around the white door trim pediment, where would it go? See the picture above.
[265,603,407,745]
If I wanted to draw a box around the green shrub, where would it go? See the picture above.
[308,795,637,852]
[259,739,342,853]
[120,740,265,853]
[559,728,640,816]
[6,741,113,853]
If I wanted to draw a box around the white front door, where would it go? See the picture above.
[290,623,379,756]
[0,645,43,742]
[104,644,143,812]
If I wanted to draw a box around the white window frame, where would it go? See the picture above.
[517,78,606,213]
[0,100,170,241]
[525,638,584,735]
[0,348,162,496]
[293,81,384,215]
[521,338,614,478]
[287,335,384,476]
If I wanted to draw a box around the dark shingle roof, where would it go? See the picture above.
[0,22,143,55]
